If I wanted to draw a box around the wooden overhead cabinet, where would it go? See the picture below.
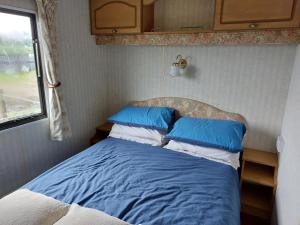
[90,0,154,34]
[214,0,300,30]
[90,0,142,34]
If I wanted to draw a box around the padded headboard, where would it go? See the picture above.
[131,97,247,176]
[130,97,247,125]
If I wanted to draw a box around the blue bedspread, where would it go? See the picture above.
[24,138,240,225]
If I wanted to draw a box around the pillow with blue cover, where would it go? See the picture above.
[108,106,175,132]
[165,117,246,153]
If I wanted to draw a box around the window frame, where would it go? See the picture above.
[0,7,47,131]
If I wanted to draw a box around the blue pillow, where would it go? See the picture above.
[108,106,175,132]
[165,117,246,153]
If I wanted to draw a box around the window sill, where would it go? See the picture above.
[0,114,47,132]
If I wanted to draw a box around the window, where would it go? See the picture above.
[0,7,46,130]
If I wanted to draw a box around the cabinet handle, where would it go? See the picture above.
[249,23,258,29]
[112,28,118,33]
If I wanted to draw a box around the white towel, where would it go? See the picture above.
[0,189,69,225]
[0,189,131,225]
[54,204,130,225]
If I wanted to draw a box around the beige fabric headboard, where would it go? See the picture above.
[130,97,247,125]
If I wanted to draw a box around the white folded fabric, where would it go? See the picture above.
[54,204,130,225]
[109,123,165,146]
[164,140,240,169]
[0,189,69,225]
[0,189,132,225]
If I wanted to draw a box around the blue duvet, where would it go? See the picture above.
[24,138,240,225]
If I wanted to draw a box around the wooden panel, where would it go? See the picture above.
[241,148,278,220]
[241,183,272,213]
[241,213,270,225]
[242,162,275,187]
[90,122,113,145]
[214,0,300,30]
[90,0,142,34]
[96,122,113,132]
[241,204,271,220]
[142,3,154,32]
[143,0,156,5]
[243,148,278,167]
[95,2,137,28]
[222,0,294,22]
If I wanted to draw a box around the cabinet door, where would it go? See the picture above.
[90,0,142,34]
[214,0,300,30]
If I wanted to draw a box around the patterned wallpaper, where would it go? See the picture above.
[0,0,298,198]
[96,29,300,46]
[0,0,109,197]
[106,45,296,152]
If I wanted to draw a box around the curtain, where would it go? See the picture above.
[36,0,71,141]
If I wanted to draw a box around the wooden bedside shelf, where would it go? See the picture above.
[96,122,113,133]
[90,122,113,145]
[243,148,278,168]
[241,183,272,212]
[242,162,275,187]
[241,148,278,221]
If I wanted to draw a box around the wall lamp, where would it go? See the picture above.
[169,55,189,77]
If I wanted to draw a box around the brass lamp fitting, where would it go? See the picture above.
[174,55,188,69]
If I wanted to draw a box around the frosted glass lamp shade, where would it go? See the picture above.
[169,65,180,77]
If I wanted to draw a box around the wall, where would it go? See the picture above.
[276,45,300,225]
[154,0,214,31]
[0,0,36,11]
[0,0,108,197]
[107,45,296,151]
[0,0,298,201]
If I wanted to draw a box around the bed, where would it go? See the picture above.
[1,97,247,225]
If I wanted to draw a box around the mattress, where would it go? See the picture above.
[24,138,240,225]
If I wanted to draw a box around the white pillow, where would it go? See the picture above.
[54,204,130,225]
[109,124,166,146]
[164,140,240,169]
[0,189,69,225]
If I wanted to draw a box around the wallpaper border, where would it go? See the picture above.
[96,29,300,46]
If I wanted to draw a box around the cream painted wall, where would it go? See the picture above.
[0,0,108,197]
[107,45,296,151]
[276,45,300,225]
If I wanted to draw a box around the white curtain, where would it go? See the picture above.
[36,0,71,141]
